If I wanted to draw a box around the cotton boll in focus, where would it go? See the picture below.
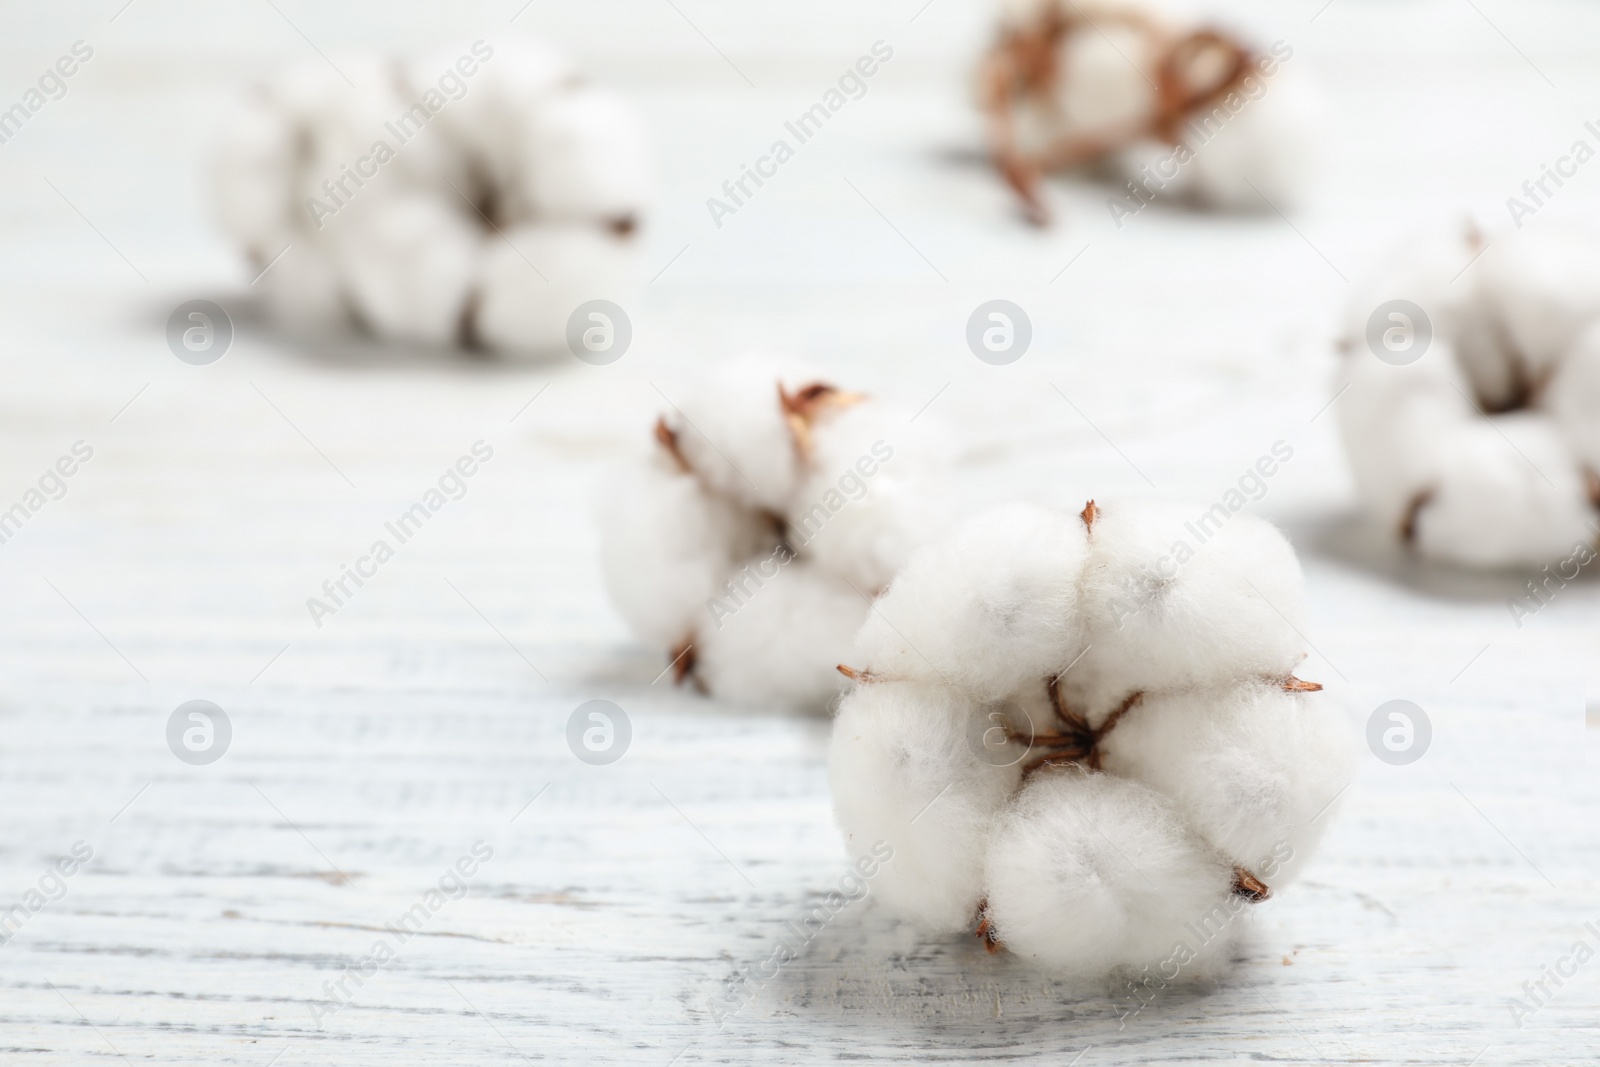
[830,680,1022,935]
[1070,499,1307,717]
[693,560,867,711]
[855,503,1088,700]
[1097,682,1354,888]
[596,455,776,650]
[983,770,1239,981]
[474,223,637,356]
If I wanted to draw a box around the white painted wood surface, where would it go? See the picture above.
[0,1,1597,1063]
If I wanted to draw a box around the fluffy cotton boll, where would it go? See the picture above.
[855,503,1088,700]
[1407,415,1597,569]
[474,223,637,356]
[983,770,1240,981]
[325,191,481,347]
[1549,324,1600,476]
[830,680,1022,934]
[596,455,776,650]
[694,560,868,710]
[1069,499,1307,718]
[1097,682,1354,889]
[1184,71,1318,212]
[519,86,651,225]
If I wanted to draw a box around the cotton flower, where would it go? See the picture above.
[1336,220,1600,568]
[829,497,1352,981]
[211,41,648,356]
[977,0,1313,225]
[597,360,947,711]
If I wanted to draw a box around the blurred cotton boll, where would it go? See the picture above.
[209,40,650,358]
[979,0,1318,225]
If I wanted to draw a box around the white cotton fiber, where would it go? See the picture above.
[1097,682,1354,887]
[983,771,1239,981]
[1337,221,1600,567]
[854,503,1088,701]
[1069,499,1307,717]
[830,680,1021,935]
[210,41,649,358]
[694,560,867,710]
[596,361,950,712]
[595,454,774,650]
[827,496,1348,983]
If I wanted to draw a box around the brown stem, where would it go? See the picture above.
[654,417,691,474]
[974,899,1003,953]
[836,664,874,682]
[1231,866,1272,902]
[668,637,696,686]
[1281,676,1324,693]
[1080,499,1098,532]
[1400,488,1434,546]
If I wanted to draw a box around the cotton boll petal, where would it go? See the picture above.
[1185,72,1318,213]
[520,85,651,224]
[1335,337,1480,535]
[666,361,819,513]
[596,454,775,650]
[855,503,1088,700]
[210,93,297,251]
[326,191,480,346]
[1481,225,1600,381]
[1070,498,1306,717]
[1549,323,1600,475]
[983,771,1239,981]
[790,402,942,594]
[1097,682,1354,888]
[474,223,637,357]
[1408,415,1596,569]
[830,680,1022,935]
[693,560,867,711]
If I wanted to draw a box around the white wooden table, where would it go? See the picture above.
[0,1,1596,1063]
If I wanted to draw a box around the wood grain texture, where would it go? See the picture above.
[0,2,1598,1063]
